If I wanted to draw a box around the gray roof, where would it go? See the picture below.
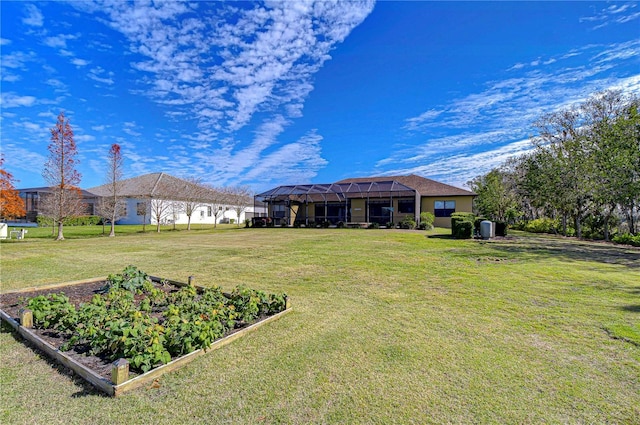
[87,172,218,201]
[336,175,476,197]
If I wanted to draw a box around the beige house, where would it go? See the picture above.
[255,175,475,228]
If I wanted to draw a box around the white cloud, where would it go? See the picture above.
[0,143,47,175]
[22,4,43,27]
[75,134,96,143]
[242,130,328,186]
[70,0,374,135]
[388,40,640,185]
[0,38,11,45]
[580,2,640,29]
[71,58,90,67]
[88,67,115,85]
[0,93,37,108]
[44,34,77,49]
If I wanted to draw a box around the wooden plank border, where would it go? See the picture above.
[0,277,292,397]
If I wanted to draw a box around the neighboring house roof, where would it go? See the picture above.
[18,187,99,199]
[336,174,476,197]
[87,172,252,204]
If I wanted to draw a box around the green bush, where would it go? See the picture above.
[495,221,508,237]
[399,216,416,229]
[385,221,395,229]
[36,215,102,227]
[453,220,474,239]
[613,233,640,247]
[451,212,475,238]
[419,212,435,230]
[368,222,380,229]
[523,218,559,234]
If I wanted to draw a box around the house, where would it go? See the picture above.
[255,174,476,228]
[88,172,265,225]
[17,186,99,223]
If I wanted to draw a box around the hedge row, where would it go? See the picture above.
[36,215,103,226]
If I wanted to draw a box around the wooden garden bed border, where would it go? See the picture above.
[0,276,292,397]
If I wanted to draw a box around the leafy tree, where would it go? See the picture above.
[0,156,26,220]
[42,112,83,240]
[467,167,518,222]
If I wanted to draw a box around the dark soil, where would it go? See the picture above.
[0,280,181,382]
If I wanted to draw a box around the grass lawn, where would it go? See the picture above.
[1,227,639,424]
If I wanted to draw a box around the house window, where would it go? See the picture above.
[207,206,212,217]
[271,204,286,218]
[434,200,456,217]
[136,202,146,216]
[397,199,415,214]
[200,210,205,218]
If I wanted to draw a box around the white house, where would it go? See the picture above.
[88,172,266,226]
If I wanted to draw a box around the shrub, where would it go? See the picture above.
[336,221,345,228]
[244,219,251,228]
[399,216,416,229]
[419,212,435,230]
[451,212,475,238]
[523,218,558,234]
[613,233,640,247]
[385,221,395,229]
[495,221,508,237]
[368,222,380,229]
[453,220,474,239]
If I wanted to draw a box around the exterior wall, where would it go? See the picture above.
[421,195,474,228]
[116,198,261,226]
[350,199,366,222]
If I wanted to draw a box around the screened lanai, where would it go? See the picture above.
[254,180,418,226]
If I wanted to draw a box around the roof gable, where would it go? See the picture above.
[87,172,222,200]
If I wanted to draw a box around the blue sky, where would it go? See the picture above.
[1,1,639,192]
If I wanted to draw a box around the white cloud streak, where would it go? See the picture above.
[385,40,640,184]
[22,4,43,27]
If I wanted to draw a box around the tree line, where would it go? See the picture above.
[468,89,639,241]
[0,112,254,240]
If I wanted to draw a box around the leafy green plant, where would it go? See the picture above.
[105,265,152,294]
[26,293,77,332]
[419,212,435,230]
[22,267,287,374]
[612,233,640,247]
[399,216,416,229]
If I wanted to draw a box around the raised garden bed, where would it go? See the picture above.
[0,267,291,396]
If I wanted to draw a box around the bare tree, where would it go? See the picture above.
[98,144,126,237]
[42,111,83,240]
[180,178,208,230]
[204,185,230,228]
[227,185,252,227]
[150,198,172,232]
[137,199,149,232]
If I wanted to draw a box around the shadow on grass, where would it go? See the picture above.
[426,234,455,240]
[0,321,107,398]
[485,235,640,269]
[621,305,640,313]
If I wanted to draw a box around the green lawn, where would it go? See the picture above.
[1,227,638,424]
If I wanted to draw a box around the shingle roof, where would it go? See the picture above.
[87,172,225,201]
[335,174,476,197]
